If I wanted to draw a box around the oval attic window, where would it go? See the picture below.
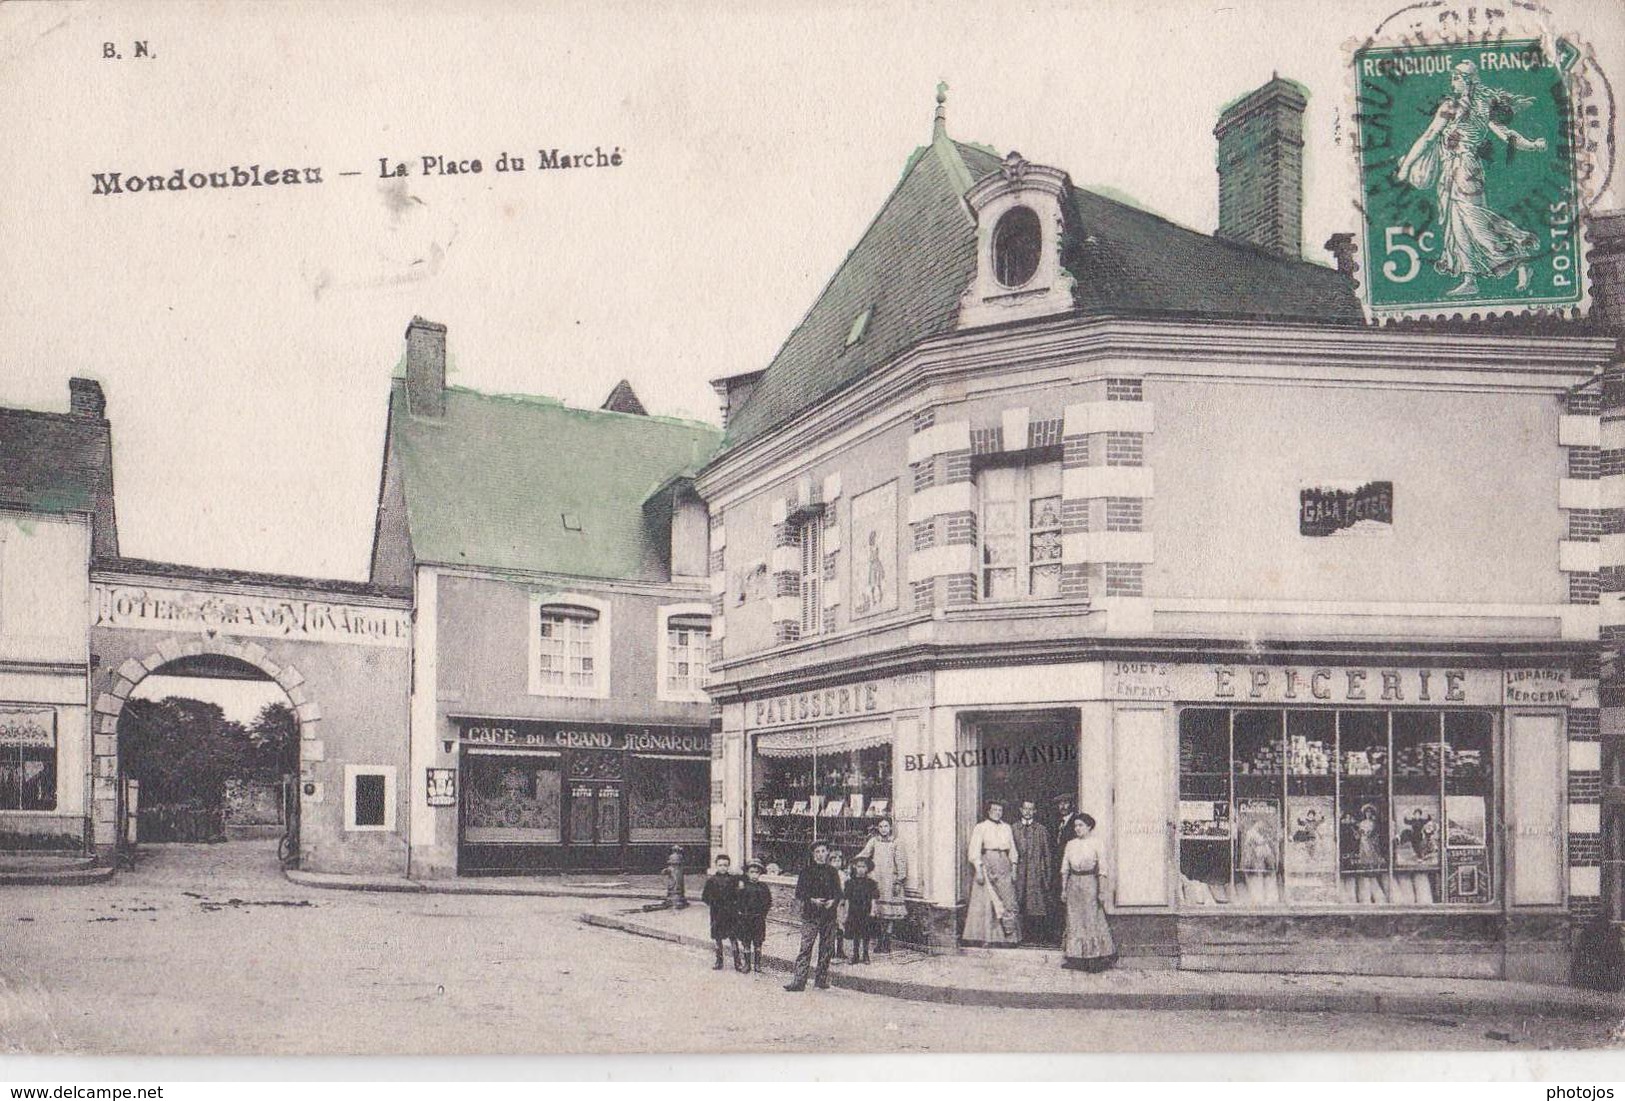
[992,206,1043,288]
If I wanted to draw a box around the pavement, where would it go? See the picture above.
[2,840,1619,1056]
[284,864,666,900]
[581,899,1625,1020]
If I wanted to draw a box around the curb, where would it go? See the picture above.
[284,867,663,901]
[0,865,116,888]
[578,911,1621,1020]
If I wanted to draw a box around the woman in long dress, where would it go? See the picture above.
[1060,812,1115,972]
[1395,59,1547,298]
[857,817,909,952]
[963,801,1021,946]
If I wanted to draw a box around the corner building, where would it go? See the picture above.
[698,84,1621,979]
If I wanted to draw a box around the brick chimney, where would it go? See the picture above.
[1589,211,1625,336]
[1215,75,1308,259]
[69,377,106,419]
[403,316,447,418]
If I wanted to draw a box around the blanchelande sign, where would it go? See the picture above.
[93,584,410,647]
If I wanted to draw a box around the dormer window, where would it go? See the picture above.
[992,207,1042,287]
[957,154,1076,329]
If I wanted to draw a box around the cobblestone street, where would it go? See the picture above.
[0,842,1618,1057]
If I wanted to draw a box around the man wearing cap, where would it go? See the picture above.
[784,841,842,991]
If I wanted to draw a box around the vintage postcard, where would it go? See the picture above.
[2,0,1624,1081]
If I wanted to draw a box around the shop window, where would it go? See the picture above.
[658,606,711,702]
[0,707,57,812]
[463,751,563,843]
[979,461,1062,600]
[628,754,709,843]
[752,726,892,875]
[1177,708,1496,909]
[530,595,610,699]
[343,765,396,832]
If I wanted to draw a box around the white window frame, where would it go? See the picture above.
[657,603,712,703]
[528,592,611,700]
[343,764,397,832]
[977,459,1063,602]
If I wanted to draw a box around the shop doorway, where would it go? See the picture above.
[964,709,1080,946]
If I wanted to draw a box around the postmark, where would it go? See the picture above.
[1349,27,1592,319]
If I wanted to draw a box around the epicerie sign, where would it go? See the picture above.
[93,584,410,648]
[1107,664,1504,706]
[459,722,709,754]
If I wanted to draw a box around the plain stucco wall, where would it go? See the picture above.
[1149,378,1566,605]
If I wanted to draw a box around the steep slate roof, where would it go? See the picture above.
[388,383,721,581]
[0,406,120,556]
[721,135,1363,450]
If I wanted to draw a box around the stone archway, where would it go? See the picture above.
[90,636,321,858]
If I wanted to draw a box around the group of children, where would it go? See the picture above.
[698,855,775,973]
[701,848,884,973]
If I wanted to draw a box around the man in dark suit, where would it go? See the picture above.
[784,841,842,992]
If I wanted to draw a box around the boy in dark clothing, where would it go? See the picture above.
[701,854,742,971]
[844,855,880,964]
[784,841,841,992]
[736,859,773,974]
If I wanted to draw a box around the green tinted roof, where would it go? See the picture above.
[391,384,721,581]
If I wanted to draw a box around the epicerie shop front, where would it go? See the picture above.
[729,656,1590,978]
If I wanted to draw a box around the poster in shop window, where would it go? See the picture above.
[1446,795,1487,848]
[1392,795,1442,869]
[850,482,897,618]
[1232,799,1281,905]
[1179,799,1231,839]
[1284,795,1340,902]
[1447,848,1492,904]
[1338,799,1389,874]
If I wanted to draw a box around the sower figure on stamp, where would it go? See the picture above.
[701,853,743,971]
[736,859,773,974]
[784,841,842,992]
[1012,799,1053,943]
[1396,59,1546,297]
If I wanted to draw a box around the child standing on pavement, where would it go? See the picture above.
[828,849,849,962]
[701,854,743,971]
[843,856,880,964]
[736,859,773,974]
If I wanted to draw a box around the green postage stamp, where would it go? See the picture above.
[1351,34,1588,318]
